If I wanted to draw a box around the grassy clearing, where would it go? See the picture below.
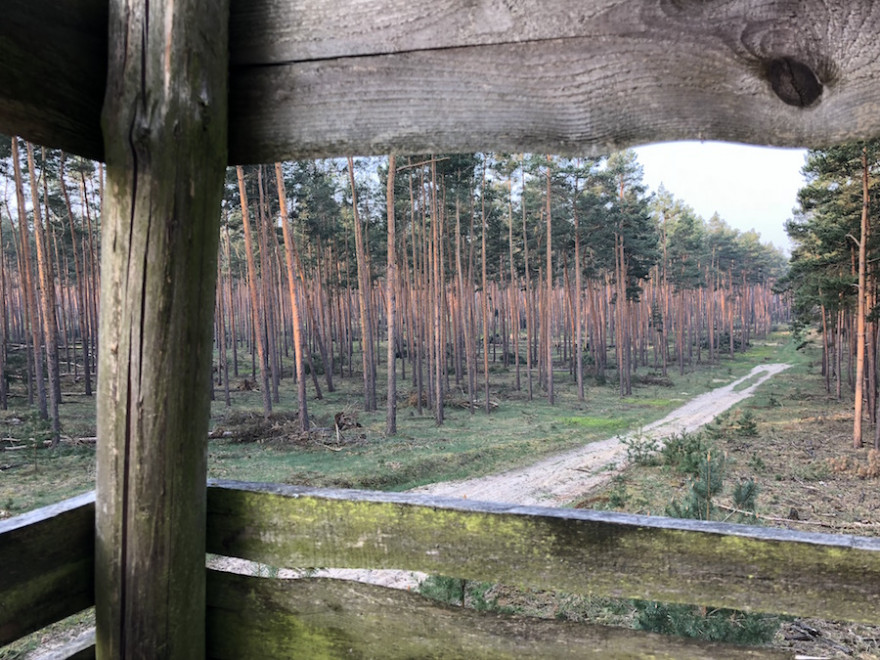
[1,337,793,518]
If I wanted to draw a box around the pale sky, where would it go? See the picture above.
[633,141,808,254]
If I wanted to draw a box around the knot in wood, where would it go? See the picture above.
[764,57,822,108]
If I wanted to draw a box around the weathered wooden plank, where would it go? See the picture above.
[0,0,107,161]
[96,0,229,655]
[227,1,880,159]
[0,492,95,646]
[225,38,855,162]
[5,1,880,162]
[225,0,879,159]
[34,629,97,660]
[206,481,880,625]
[206,571,791,659]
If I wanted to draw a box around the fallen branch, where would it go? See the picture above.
[715,502,879,531]
[60,436,97,445]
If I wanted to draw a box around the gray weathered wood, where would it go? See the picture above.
[227,0,880,161]
[4,1,880,162]
[206,571,792,659]
[36,628,97,660]
[95,0,229,656]
[0,0,106,161]
[0,492,95,646]
[206,481,880,625]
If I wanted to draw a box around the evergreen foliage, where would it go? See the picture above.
[633,601,780,646]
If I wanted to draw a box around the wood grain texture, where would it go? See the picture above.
[0,0,106,161]
[0,492,95,646]
[206,571,791,659]
[96,0,229,655]
[206,481,880,624]
[4,1,880,162]
[227,0,880,161]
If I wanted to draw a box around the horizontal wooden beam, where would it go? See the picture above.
[206,571,791,659]
[4,485,880,653]
[0,0,107,161]
[4,1,880,163]
[206,480,880,625]
[0,492,95,646]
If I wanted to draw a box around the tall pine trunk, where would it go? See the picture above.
[236,166,273,416]
[854,147,869,448]
[275,162,310,431]
[27,143,61,443]
[385,155,398,434]
[11,137,47,418]
[348,157,377,412]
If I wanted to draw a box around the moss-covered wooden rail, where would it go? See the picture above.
[3,481,880,658]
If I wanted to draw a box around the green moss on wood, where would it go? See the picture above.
[207,481,880,624]
[206,571,791,659]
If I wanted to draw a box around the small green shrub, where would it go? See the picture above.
[735,410,759,437]
[666,450,725,520]
[703,411,730,441]
[606,474,630,508]
[659,431,710,475]
[633,601,780,646]
[419,575,466,606]
[747,452,766,472]
[621,434,661,466]
[733,478,759,513]
[419,575,498,611]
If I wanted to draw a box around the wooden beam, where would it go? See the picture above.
[0,0,106,161]
[206,481,880,625]
[227,0,880,161]
[4,1,880,162]
[206,572,792,659]
[0,492,95,646]
[96,0,229,656]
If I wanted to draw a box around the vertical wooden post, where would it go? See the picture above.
[96,0,228,656]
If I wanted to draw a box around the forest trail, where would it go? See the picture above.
[298,362,791,590]
[409,362,791,507]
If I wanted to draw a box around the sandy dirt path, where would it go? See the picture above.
[408,362,791,507]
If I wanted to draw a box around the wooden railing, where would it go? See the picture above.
[3,480,880,658]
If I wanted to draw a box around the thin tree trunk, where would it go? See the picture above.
[481,162,491,413]
[11,137,47,418]
[545,159,554,404]
[257,166,280,403]
[27,143,61,443]
[0,220,7,409]
[79,171,100,384]
[59,153,92,396]
[348,157,376,411]
[216,260,231,407]
[236,166,273,416]
[431,158,444,424]
[854,147,869,448]
[275,162,310,431]
[386,155,398,434]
